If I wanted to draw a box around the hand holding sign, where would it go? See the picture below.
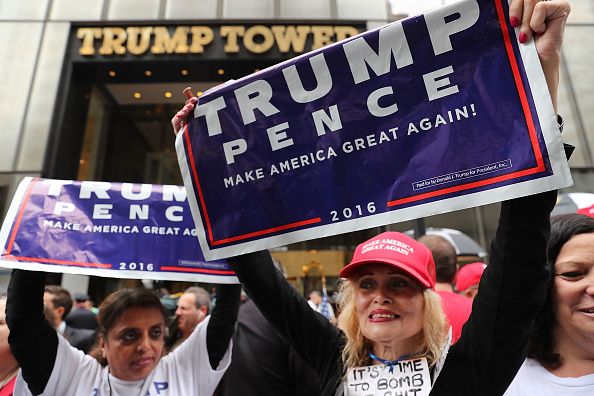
[510,0,570,47]
[509,0,571,111]
[172,87,198,134]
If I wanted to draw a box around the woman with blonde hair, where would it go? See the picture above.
[228,182,557,395]
[335,246,447,371]
[173,1,571,393]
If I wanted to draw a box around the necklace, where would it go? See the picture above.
[106,369,148,396]
[368,352,411,374]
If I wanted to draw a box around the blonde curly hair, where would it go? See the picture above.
[337,279,447,370]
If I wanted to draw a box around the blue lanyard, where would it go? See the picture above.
[368,353,411,374]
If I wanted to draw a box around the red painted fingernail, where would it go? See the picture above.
[519,32,528,43]
[510,17,520,28]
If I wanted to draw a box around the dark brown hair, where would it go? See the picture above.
[44,285,73,317]
[89,288,166,365]
[418,235,457,283]
[528,214,594,369]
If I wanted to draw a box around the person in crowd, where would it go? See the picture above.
[65,293,98,331]
[7,271,240,395]
[84,298,99,315]
[308,290,323,309]
[454,262,487,299]
[157,286,178,319]
[215,297,321,395]
[173,1,569,394]
[504,214,594,395]
[1,296,55,396]
[228,186,556,395]
[168,286,212,351]
[418,235,472,344]
[0,296,17,396]
[308,290,337,324]
[216,260,321,395]
[44,285,97,353]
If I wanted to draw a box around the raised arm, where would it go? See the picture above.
[206,284,241,369]
[434,3,571,391]
[510,0,571,111]
[6,270,57,395]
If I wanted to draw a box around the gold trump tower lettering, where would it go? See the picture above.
[76,25,361,56]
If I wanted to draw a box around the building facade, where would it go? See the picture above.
[0,0,593,296]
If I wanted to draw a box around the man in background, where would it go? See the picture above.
[169,286,211,351]
[455,262,487,299]
[65,293,97,330]
[307,289,336,325]
[418,234,472,343]
[215,259,321,396]
[44,286,96,353]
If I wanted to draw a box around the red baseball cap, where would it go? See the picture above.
[340,232,436,289]
[454,262,487,292]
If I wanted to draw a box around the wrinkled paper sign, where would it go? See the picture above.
[0,178,238,283]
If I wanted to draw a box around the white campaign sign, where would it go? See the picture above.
[345,358,431,396]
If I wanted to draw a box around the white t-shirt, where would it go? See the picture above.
[505,358,594,396]
[14,315,231,396]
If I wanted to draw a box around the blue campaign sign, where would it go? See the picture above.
[176,0,572,260]
[0,178,237,283]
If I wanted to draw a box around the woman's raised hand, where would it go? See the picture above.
[171,94,198,135]
[509,0,571,110]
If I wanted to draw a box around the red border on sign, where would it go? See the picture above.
[13,256,112,269]
[4,179,115,269]
[161,266,235,275]
[387,0,546,207]
[184,127,322,247]
[5,179,37,255]
[3,179,233,275]
[185,0,547,247]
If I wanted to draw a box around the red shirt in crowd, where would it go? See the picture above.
[437,291,472,343]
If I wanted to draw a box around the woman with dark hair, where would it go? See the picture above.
[6,270,240,396]
[87,288,169,370]
[504,214,594,395]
